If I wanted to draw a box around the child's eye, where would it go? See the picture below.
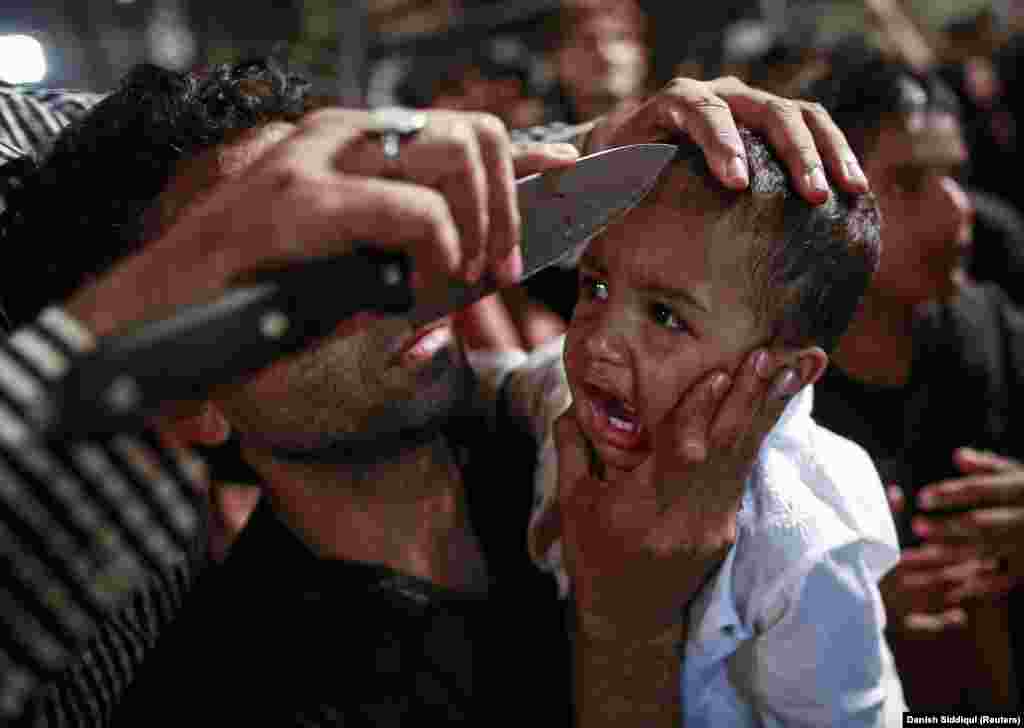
[580,274,609,301]
[650,302,685,331]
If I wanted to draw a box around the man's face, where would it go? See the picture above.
[557,11,647,103]
[865,112,974,305]
[564,167,770,472]
[157,126,473,462]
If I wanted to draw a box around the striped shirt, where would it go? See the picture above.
[0,88,104,166]
[0,307,202,723]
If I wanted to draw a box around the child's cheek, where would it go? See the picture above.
[637,346,709,433]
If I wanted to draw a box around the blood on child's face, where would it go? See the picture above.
[563,168,772,473]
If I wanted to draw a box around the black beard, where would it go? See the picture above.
[267,346,480,466]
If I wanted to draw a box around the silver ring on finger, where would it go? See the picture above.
[366,107,427,164]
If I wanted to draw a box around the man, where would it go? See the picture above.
[0,68,567,723]
[2,58,867,725]
[547,0,650,125]
[809,55,1024,711]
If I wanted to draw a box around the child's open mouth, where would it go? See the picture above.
[582,383,647,451]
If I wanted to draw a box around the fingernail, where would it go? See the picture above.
[913,517,931,537]
[753,350,772,379]
[463,256,484,283]
[768,368,800,401]
[805,166,829,195]
[844,158,868,188]
[710,372,729,397]
[495,247,523,283]
[918,489,935,509]
[683,439,707,463]
[726,155,748,186]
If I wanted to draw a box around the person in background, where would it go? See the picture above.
[546,0,650,125]
[809,53,1024,712]
[396,37,550,131]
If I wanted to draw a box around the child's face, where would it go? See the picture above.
[564,186,772,472]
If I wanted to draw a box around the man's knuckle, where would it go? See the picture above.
[714,75,746,91]
[272,158,319,192]
[800,100,829,118]
[690,92,730,113]
[794,143,819,168]
[665,77,698,95]
[472,111,508,140]
[766,97,800,120]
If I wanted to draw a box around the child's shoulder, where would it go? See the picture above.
[725,399,898,622]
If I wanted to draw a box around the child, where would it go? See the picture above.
[472,128,905,726]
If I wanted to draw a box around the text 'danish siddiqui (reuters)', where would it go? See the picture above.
[904,714,1023,726]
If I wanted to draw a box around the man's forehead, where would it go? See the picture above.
[875,111,967,168]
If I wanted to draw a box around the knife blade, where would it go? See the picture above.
[407,142,678,326]
[35,143,677,440]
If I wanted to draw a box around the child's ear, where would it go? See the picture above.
[782,345,829,389]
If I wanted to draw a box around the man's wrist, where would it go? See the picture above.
[572,603,687,653]
[572,606,686,727]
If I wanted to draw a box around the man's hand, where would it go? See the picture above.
[298,108,578,284]
[585,76,869,204]
[881,482,1013,634]
[66,110,578,337]
[561,351,799,727]
[912,448,1024,587]
[557,349,800,644]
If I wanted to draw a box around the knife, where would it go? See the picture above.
[35,143,677,440]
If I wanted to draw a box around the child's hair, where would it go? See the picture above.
[644,127,881,354]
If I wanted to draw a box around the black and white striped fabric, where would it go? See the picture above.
[0,87,104,166]
[0,307,202,723]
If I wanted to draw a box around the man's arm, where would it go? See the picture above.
[556,350,802,726]
[3,108,578,722]
[573,619,685,726]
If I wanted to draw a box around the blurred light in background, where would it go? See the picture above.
[147,0,196,70]
[0,35,47,84]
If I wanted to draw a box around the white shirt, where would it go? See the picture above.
[470,335,906,727]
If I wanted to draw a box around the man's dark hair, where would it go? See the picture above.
[804,47,960,160]
[0,58,311,327]
[658,128,882,354]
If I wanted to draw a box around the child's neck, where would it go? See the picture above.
[831,292,916,388]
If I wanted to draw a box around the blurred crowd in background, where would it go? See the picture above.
[5,0,1024,718]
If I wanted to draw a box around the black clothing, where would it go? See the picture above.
[813,282,1024,707]
[107,406,571,727]
[970,188,1024,307]
[0,311,204,724]
[815,284,1024,528]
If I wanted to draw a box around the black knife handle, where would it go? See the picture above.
[37,248,413,440]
